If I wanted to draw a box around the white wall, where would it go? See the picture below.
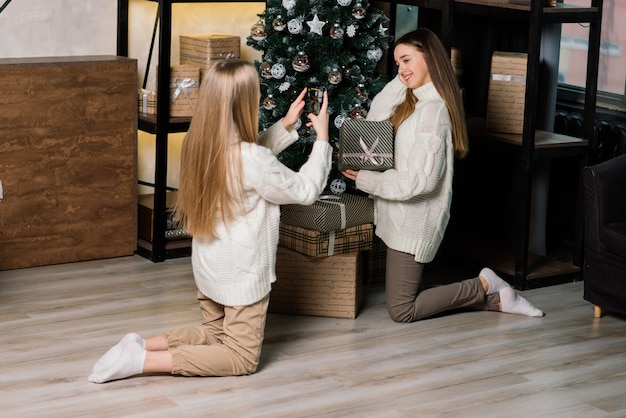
[0,0,265,193]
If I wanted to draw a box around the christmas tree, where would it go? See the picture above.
[247,0,391,188]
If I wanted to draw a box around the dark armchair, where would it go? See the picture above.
[582,154,626,317]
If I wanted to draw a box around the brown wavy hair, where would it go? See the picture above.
[389,28,469,159]
[174,60,260,240]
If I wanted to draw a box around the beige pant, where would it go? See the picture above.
[385,248,500,322]
[164,291,269,377]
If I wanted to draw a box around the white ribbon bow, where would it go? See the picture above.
[344,136,392,166]
[171,78,197,101]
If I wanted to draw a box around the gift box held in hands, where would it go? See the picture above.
[280,193,374,233]
[338,119,394,171]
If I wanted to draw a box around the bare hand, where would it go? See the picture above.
[342,169,359,181]
[306,90,330,142]
[282,88,307,130]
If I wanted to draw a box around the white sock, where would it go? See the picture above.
[480,267,511,295]
[90,333,145,375]
[500,287,544,317]
[88,341,146,384]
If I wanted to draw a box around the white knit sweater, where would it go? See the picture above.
[356,76,455,263]
[191,122,332,306]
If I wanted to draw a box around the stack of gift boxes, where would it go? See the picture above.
[272,193,375,319]
[137,33,241,118]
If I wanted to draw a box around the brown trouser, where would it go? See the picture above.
[385,248,500,322]
[164,291,269,377]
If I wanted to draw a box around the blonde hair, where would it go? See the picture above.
[174,60,260,240]
[389,28,469,159]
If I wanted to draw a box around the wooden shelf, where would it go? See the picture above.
[466,118,589,159]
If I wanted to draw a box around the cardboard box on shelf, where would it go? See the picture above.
[271,246,363,319]
[161,64,200,117]
[485,51,528,134]
[138,192,189,242]
[179,33,240,79]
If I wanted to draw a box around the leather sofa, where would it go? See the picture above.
[582,153,626,317]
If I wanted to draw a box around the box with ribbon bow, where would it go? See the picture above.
[163,64,200,117]
[180,34,241,80]
[280,193,374,233]
[338,119,394,171]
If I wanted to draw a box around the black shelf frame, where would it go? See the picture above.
[117,0,264,261]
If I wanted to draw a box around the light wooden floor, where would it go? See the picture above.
[1,255,625,418]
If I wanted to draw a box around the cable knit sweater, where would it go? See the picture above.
[356,76,454,263]
[191,122,332,306]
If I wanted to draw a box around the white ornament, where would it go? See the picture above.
[293,118,302,130]
[288,19,303,35]
[306,14,326,36]
[271,63,286,79]
[337,0,352,6]
[279,81,291,92]
[379,23,389,36]
[282,0,296,10]
[330,179,347,195]
[346,24,357,38]
[367,46,383,62]
[334,114,347,129]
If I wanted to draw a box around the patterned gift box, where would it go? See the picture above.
[179,33,240,80]
[279,223,373,258]
[485,51,527,134]
[137,88,156,115]
[338,119,394,171]
[363,234,387,283]
[271,246,363,319]
[280,193,374,233]
[156,64,200,117]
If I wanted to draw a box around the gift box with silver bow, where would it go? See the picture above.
[280,193,374,233]
[338,119,394,171]
[159,64,200,117]
[180,34,240,80]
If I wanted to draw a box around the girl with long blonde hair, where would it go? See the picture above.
[89,60,332,383]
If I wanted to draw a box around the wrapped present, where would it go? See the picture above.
[279,223,373,258]
[485,51,527,134]
[179,33,240,79]
[137,89,156,115]
[280,193,374,233]
[164,64,200,117]
[338,119,394,171]
[271,246,363,319]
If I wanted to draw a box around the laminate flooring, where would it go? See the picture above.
[1,255,625,418]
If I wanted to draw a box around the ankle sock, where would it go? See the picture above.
[88,341,146,384]
[499,287,544,317]
[90,333,145,375]
[480,267,511,295]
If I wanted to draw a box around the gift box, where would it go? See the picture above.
[179,33,240,79]
[137,88,156,115]
[485,51,528,134]
[138,192,190,242]
[158,64,200,117]
[279,223,373,258]
[338,119,394,171]
[280,193,374,233]
[270,246,364,319]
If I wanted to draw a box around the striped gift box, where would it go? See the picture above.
[280,193,374,233]
[278,223,373,258]
[338,119,394,171]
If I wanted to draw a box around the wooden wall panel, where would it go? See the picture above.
[0,56,137,270]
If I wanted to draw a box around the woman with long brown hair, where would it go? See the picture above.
[343,28,543,322]
[89,60,331,383]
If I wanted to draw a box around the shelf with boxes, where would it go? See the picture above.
[440,0,603,289]
[116,0,262,261]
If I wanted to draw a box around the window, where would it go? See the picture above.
[558,0,626,108]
